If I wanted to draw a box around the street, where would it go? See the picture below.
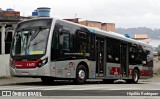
[0,75,160,98]
[0,75,160,90]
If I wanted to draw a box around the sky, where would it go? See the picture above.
[0,0,160,29]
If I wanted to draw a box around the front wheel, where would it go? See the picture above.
[130,69,139,83]
[74,65,87,84]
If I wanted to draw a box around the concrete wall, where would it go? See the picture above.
[79,21,115,32]
[87,21,102,29]
[153,56,160,74]
[102,23,115,32]
[79,21,102,29]
[0,54,10,77]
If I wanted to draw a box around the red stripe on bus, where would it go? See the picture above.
[140,70,152,76]
[110,67,120,75]
[12,59,41,68]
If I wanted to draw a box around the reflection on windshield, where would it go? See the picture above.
[12,28,50,56]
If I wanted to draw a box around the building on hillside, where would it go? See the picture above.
[63,18,79,23]
[79,20,102,30]
[133,34,150,44]
[149,39,160,55]
[63,18,115,32]
[101,23,115,32]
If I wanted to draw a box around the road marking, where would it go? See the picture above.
[0,82,159,90]
[0,85,113,90]
[0,86,35,90]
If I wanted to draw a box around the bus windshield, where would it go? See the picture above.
[11,19,52,56]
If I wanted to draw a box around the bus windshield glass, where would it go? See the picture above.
[11,19,52,56]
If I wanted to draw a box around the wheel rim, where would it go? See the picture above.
[78,70,85,79]
[134,71,138,82]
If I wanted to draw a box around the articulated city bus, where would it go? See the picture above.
[10,18,153,85]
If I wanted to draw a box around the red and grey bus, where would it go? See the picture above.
[10,18,153,84]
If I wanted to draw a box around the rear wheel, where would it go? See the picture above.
[74,65,87,84]
[127,69,139,84]
[132,69,139,83]
[41,77,54,85]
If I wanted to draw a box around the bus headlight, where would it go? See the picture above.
[10,58,15,68]
[38,58,48,67]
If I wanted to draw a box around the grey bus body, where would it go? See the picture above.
[10,18,153,84]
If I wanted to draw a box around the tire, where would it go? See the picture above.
[74,65,87,84]
[41,77,54,85]
[130,69,139,83]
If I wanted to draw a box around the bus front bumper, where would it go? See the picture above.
[10,65,51,77]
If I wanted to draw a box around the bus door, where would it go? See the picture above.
[120,43,129,77]
[96,37,106,77]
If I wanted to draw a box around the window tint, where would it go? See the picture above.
[75,31,88,57]
[107,38,120,63]
[138,45,147,64]
[88,33,95,60]
[140,46,153,66]
[59,29,70,51]
[129,43,139,65]
[51,24,71,61]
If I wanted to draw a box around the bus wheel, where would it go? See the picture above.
[41,77,54,85]
[131,69,139,83]
[74,65,87,84]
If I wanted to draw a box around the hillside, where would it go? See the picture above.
[116,27,160,39]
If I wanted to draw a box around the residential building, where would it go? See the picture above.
[63,18,115,32]
[133,34,150,44]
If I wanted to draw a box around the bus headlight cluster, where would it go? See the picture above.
[38,58,48,67]
[10,58,15,68]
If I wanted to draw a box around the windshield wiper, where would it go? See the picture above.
[30,28,41,41]
[30,38,47,46]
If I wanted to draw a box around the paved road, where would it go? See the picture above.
[0,75,160,99]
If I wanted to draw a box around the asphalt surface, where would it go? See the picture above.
[0,75,160,99]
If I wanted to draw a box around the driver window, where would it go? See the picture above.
[59,28,70,51]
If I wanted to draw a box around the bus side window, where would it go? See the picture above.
[107,38,120,63]
[51,26,70,61]
[59,28,70,51]
[76,31,88,55]
[129,44,139,65]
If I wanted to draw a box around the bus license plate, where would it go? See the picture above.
[22,72,29,75]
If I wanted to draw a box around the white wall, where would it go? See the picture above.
[153,56,160,74]
[0,54,10,77]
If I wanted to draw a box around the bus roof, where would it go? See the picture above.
[18,17,152,48]
[56,18,152,48]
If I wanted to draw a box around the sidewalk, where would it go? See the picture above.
[144,74,160,82]
[0,77,40,85]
